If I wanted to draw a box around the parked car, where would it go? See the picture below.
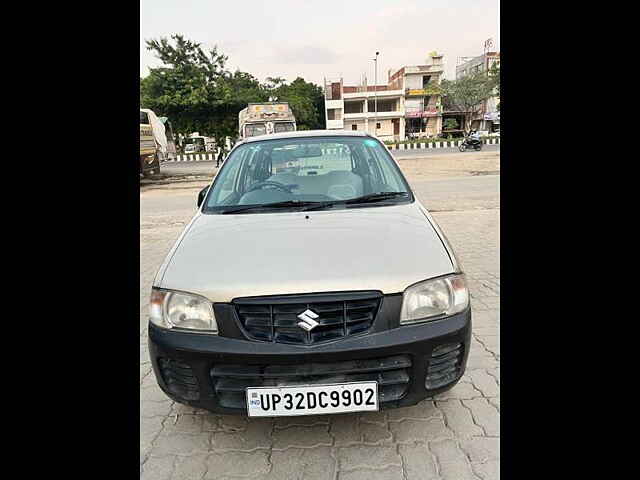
[148,130,471,417]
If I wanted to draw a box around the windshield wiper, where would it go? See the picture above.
[219,200,319,214]
[303,192,410,211]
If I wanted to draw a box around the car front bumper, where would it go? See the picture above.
[148,308,471,415]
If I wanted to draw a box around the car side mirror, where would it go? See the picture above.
[197,186,209,207]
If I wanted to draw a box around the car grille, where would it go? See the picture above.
[210,354,412,410]
[158,358,200,401]
[233,292,382,345]
[425,343,464,389]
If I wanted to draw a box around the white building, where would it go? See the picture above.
[324,53,445,142]
[455,52,500,133]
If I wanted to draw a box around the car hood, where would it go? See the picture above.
[157,202,455,303]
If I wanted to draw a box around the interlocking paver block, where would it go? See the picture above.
[330,416,361,446]
[389,417,453,443]
[337,445,402,471]
[152,432,211,456]
[162,413,204,434]
[213,418,273,450]
[171,453,208,480]
[204,450,271,478]
[338,465,403,480]
[461,398,500,437]
[272,424,332,450]
[338,465,405,480]
[437,399,484,438]
[141,455,175,480]
[360,421,392,444]
[472,459,500,480]
[399,443,439,479]
[267,447,335,480]
[466,370,500,398]
[460,437,500,463]
[438,460,481,480]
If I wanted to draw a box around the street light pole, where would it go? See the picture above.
[373,51,379,136]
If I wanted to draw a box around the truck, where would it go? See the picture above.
[140,108,168,176]
[238,102,296,139]
[183,134,215,154]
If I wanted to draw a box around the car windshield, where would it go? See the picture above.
[202,136,413,214]
[274,122,295,133]
[245,124,266,137]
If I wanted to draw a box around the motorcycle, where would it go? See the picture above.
[459,134,483,152]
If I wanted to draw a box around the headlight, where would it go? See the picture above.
[149,288,218,333]
[400,274,469,325]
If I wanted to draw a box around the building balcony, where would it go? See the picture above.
[325,99,343,109]
[344,111,404,120]
[343,89,404,100]
[404,64,444,75]
[326,119,344,129]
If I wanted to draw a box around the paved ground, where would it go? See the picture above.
[140,151,500,479]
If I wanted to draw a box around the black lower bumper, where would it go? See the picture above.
[148,308,471,415]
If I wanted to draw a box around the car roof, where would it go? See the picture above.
[240,129,370,144]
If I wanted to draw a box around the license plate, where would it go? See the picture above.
[246,382,378,417]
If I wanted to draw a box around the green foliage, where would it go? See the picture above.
[141,34,325,147]
[489,62,500,111]
[441,71,498,128]
[489,62,500,96]
[268,77,325,130]
[443,118,459,130]
[140,34,241,145]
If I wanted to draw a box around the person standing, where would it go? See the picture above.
[216,145,225,168]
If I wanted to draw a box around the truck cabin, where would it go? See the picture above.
[243,121,296,138]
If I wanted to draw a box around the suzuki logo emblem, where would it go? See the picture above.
[297,309,320,331]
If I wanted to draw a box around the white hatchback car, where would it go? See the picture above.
[148,130,471,417]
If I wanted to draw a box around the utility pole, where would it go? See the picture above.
[373,51,379,136]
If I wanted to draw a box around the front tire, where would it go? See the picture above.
[459,143,467,152]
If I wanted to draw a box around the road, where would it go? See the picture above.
[140,152,500,480]
[392,144,499,159]
[152,145,500,177]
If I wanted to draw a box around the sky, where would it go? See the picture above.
[140,0,499,86]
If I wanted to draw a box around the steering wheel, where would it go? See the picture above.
[245,180,293,194]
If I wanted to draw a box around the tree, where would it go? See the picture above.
[141,34,326,145]
[441,71,497,130]
[140,35,228,137]
[141,34,267,149]
[489,62,500,112]
[443,118,459,130]
[265,77,325,130]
